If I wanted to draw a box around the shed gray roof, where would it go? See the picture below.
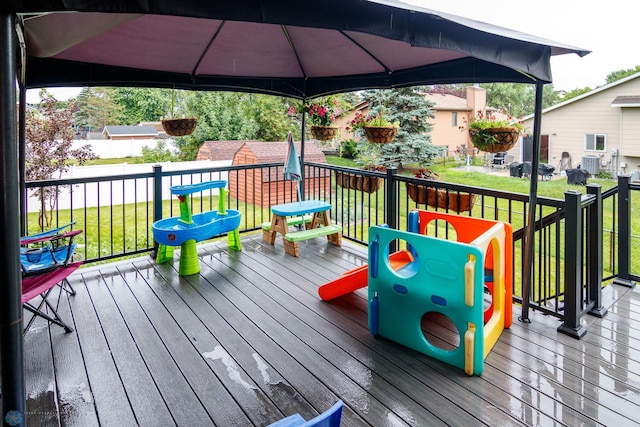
[102,125,158,136]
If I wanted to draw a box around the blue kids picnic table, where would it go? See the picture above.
[262,200,342,257]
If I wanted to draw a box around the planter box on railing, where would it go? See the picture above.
[335,171,382,193]
[406,183,476,213]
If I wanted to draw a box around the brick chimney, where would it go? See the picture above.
[464,85,487,153]
[466,85,486,116]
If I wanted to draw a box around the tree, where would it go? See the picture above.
[139,140,179,163]
[360,87,440,169]
[606,66,640,85]
[108,87,170,125]
[560,87,593,101]
[481,83,560,118]
[482,83,529,118]
[246,94,296,141]
[26,96,96,227]
[172,91,301,160]
[427,84,467,98]
[170,91,259,160]
[74,87,121,132]
[550,65,640,103]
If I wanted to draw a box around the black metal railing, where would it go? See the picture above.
[23,162,639,336]
[613,175,640,286]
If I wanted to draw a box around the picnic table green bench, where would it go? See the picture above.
[263,200,342,257]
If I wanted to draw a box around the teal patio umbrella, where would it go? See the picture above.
[284,132,302,202]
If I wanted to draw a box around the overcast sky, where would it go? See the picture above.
[26,1,637,102]
[406,0,638,91]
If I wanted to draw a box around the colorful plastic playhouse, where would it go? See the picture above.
[367,210,512,375]
[152,180,242,276]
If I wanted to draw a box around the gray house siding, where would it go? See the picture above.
[519,73,640,176]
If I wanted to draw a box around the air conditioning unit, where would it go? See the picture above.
[581,155,600,176]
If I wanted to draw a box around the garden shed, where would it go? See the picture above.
[195,140,254,162]
[230,141,329,207]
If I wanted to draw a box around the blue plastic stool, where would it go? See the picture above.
[267,400,343,427]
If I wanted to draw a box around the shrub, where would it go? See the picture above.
[597,170,614,180]
[340,139,358,159]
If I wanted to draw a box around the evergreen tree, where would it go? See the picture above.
[74,87,121,132]
[361,87,440,168]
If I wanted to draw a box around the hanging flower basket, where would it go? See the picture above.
[470,126,519,153]
[161,118,198,136]
[406,183,476,213]
[310,125,339,141]
[335,171,382,193]
[363,126,398,144]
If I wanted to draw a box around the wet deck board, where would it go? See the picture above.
[19,234,640,426]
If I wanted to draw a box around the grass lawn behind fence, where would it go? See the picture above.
[27,155,637,279]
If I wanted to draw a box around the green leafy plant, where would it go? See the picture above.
[166,89,187,119]
[354,140,383,169]
[345,111,399,133]
[597,170,613,180]
[462,109,527,150]
[340,139,358,159]
[464,109,525,132]
[367,112,399,127]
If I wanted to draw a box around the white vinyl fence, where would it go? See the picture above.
[26,160,231,213]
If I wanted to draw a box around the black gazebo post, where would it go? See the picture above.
[300,108,306,201]
[520,80,545,323]
[1,12,26,427]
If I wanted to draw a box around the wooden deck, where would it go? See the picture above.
[18,233,640,426]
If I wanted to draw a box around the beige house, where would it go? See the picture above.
[423,87,488,155]
[333,86,490,156]
[518,72,640,177]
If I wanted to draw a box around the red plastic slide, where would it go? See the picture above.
[318,250,413,300]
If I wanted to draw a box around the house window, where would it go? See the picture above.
[585,134,606,152]
[452,112,458,127]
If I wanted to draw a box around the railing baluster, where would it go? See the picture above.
[587,184,607,317]
[614,175,635,287]
[152,165,163,258]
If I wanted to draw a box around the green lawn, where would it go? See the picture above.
[324,155,619,198]
[40,155,634,280]
[72,156,142,166]
[325,154,637,289]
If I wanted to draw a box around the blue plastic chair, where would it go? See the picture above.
[20,224,82,297]
[267,400,343,427]
[20,223,80,276]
